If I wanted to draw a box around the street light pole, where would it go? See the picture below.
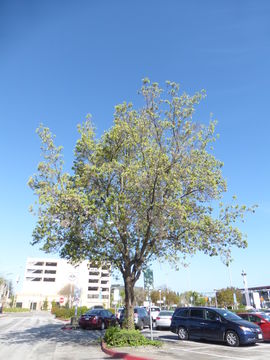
[214,289,218,308]
[241,270,251,307]
[159,289,161,308]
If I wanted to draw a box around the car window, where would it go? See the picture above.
[88,310,102,316]
[138,308,147,316]
[239,314,249,320]
[159,311,173,316]
[249,315,261,323]
[102,310,110,317]
[175,308,189,317]
[260,313,270,322]
[190,309,204,319]
[205,310,220,321]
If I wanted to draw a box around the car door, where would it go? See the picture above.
[104,310,116,327]
[188,309,205,338]
[249,314,270,340]
[204,309,223,340]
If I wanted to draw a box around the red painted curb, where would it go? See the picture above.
[101,341,153,360]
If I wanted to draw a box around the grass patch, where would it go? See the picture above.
[104,326,161,348]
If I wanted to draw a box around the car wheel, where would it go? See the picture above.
[225,331,239,347]
[138,321,144,331]
[178,327,189,340]
[101,321,105,331]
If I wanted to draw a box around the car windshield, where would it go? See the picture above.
[85,310,102,316]
[159,311,173,316]
[259,313,270,321]
[215,309,242,320]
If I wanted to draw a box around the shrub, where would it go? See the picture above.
[52,306,88,319]
[104,327,161,348]
[3,308,30,313]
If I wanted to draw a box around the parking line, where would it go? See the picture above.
[179,348,251,360]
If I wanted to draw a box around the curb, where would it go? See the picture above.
[101,340,153,360]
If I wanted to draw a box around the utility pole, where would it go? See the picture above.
[214,289,218,308]
[143,268,154,341]
[159,289,161,308]
[241,270,251,307]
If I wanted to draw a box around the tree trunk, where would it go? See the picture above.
[123,275,135,330]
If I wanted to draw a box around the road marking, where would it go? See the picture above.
[179,348,249,360]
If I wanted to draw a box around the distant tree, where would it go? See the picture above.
[29,79,255,329]
[43,298,48,310]
[0,277,13,305]
[151,288,179,306]
[120,289,125,305]
[58,284,74,298]
[179,291,207,306]
[134,287,146,306]
[58,284,74,308]
[216,287,242,308]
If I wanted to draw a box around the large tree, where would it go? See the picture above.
[29,79,254,329]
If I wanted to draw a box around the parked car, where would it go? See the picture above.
[170,307,263,347]
[119,307,150,330]
[91,305,104,309]
[79,309,117,330]
[257,309,270,314]
[156,310,173,330]
[149,306,161,322]
[238,312,270,341]
[116,307,124,320]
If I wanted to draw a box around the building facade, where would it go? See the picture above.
[16,258,111,310]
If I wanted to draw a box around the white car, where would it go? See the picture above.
[155,310,173,330]
[149,306,161,321]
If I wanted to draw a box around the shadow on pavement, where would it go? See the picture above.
[0,323,104,347]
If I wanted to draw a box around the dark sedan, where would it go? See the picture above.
[79,309,117,330]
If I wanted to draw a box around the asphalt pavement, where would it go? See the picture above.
[0,311,110,359]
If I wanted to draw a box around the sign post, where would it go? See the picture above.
[143,268,154,340]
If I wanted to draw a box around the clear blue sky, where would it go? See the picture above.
[1,0,270,294]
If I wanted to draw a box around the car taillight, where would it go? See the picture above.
[156,317,160,320]
[92,316,98,323]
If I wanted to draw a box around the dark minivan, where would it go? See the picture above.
[171,307,263,346]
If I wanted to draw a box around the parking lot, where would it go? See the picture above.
[136,328,270,360]
[1,312,270,360]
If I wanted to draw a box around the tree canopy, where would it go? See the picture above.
[29,79,255,328]
[216,287,242,308]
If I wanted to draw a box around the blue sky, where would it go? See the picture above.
[1,0,270,294]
